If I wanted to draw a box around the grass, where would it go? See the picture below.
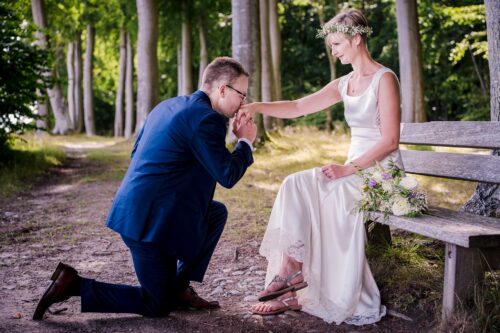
[0,134,66,198]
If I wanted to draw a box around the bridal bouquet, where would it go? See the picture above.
[356,160,427,218]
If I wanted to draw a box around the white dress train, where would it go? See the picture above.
[259,67,403,325]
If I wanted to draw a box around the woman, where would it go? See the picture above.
[240,9,402,325]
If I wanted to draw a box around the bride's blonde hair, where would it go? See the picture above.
[323,9,371,43]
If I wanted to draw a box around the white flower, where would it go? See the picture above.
[399,176,418,190]
[379,200,391,212]
[372,171,383,182]
[391,197,412,216]
[382,181,393,193]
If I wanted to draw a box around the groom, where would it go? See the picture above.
[33,57,256,320]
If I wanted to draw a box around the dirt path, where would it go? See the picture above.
[0,148,425,333]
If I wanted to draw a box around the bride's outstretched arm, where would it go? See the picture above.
[322,72,401,180]
[239,78,342,119]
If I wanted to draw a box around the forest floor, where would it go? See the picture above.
[0,128,494,333]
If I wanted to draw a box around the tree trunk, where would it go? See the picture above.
[114,28,127,137]
[74,31,84,132]
[198,14,208,89]
[31,0,69,134]
[124,32,135,139]
[260,0,275,131]
[181,0,193,95]
[395,0,426,123]
[232,0,267,144]
[83,24,95,136]
[177,43,182,96]
[66,42,75,130]
[317,1,337,132]
[135,0,159,134]
[461,0,500,218]
[269,0,283,128]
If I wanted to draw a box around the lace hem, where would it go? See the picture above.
[259,227,306,263]
[302,299,386,326]
[345,305,386,326]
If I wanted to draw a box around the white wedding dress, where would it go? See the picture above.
[259,67,403,325]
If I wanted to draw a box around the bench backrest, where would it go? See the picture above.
[399,121,500,184]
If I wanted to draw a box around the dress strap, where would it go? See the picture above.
[338,72,353,97]
[371,67,399,97]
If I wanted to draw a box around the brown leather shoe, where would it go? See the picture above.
[176,286,220,310]
[32,262,78,320]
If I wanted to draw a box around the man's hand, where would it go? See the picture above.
[233,112,257,143]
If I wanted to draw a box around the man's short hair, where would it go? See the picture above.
[202,57,249,89]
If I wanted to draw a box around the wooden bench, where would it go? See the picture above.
[367,121,500,320]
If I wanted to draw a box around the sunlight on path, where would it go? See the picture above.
[59,141,122,150]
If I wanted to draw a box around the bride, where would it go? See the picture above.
[239,8,403,325]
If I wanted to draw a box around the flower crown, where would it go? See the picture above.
[316,22,373,39]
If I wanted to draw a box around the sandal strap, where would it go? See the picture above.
[285,270,303,284]
[279,296,297,306]
[270,274,288,284]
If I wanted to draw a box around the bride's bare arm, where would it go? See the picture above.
[322,72,401,179]
[240,78,342,119]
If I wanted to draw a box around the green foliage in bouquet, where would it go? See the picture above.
[356,160,428,220]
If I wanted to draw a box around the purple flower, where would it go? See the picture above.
[382,173,391,181]
[408,191,416,198]
[368,179,378,187]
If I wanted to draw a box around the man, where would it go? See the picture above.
[33,57,256,320]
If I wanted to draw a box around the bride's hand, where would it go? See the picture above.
[239,103,258,118]
[321,163,351,180]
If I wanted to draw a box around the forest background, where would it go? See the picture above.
[0,0,491,148]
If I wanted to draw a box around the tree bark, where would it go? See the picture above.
[260,0,275,131]
[395,0,426,123]
[83,24,95,136]
[124,32,135,139]
[269,0,283,128]
[66,42,75,130]
[177,43,182,96]
[232,0,267,144]
[198,14,208,89]
[181,0,193,95]
[31,0,70,134]
[461,0,500,218]
[74,31,84,132]
[317,1,337,132]
[114,28,127,137]
[135,0,159,134]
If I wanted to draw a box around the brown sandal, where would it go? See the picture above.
[258,271,308,302]
[252,296,301,316]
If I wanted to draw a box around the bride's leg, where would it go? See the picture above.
[258,253,303,298]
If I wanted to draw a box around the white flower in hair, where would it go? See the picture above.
[316,22,373,38]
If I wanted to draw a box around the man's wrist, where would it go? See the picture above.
[238,137,254,151]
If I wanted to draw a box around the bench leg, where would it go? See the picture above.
[442,243,484,320]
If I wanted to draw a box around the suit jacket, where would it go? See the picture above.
[106,90,253,260]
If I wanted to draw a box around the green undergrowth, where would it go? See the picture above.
[0,134,65,198]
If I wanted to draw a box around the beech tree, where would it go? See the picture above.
[395,0,426,123]
[135,0,159,134]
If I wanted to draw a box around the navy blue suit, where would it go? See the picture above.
[80,90,253,316]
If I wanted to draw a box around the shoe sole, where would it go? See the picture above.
[252,304,302,316]
[32,262,74,320]
[258,282,308,302]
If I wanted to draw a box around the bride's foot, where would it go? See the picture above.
[252,291,301,315]
[258,270,307,302]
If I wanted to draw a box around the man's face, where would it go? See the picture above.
[218,75,249,118]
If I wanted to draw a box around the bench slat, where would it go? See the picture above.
[400,121,500,149]
[369,207,500,248]
[401,150,500,184]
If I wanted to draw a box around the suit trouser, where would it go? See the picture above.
[80,201,227,317]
